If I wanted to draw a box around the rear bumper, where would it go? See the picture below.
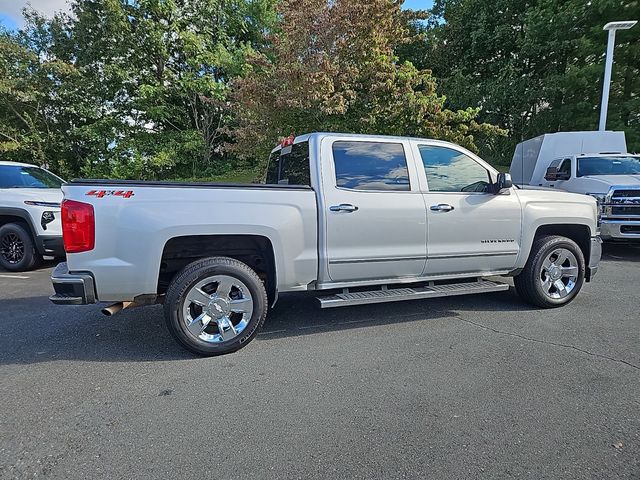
[600,220,640,241]
[49,262,97,305]
[35,235,65,257]
[586,236,602,282]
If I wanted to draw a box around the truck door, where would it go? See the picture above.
[320,137,427,283]
[412,143,522,276]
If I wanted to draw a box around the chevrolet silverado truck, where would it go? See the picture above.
[50,133,602,356]
[1,161,65,271]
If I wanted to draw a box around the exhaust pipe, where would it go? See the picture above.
[101,302,124,316]
[101,301,137,316]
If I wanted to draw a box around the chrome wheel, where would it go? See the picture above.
[1,233,25,265]
[182,275,254,344]
[540,248,579,300]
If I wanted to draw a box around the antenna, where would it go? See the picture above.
[520,116,524,188]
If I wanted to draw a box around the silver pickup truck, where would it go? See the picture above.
[50,133,602,356]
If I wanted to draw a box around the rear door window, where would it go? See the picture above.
[332,141,410,191]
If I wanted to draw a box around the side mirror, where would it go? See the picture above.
[545,166,558,181]
[494,172,513,194]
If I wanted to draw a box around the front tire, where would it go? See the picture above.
[0,223,38,272]
[514,235,585,308]
[164,257,268,356]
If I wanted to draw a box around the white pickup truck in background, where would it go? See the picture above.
[510,131,640,241]
[0,161,65,271]
[50,133,601,356]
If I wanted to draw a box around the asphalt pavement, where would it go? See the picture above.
[1,245,639,479]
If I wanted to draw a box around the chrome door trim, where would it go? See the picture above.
[428,251,518,259]
[329,255,426,265]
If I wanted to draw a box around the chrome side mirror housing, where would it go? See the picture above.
[495,172,513,194]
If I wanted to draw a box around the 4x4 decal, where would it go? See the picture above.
[86,190,135,199]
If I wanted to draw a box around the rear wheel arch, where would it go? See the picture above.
[157,234,277,304]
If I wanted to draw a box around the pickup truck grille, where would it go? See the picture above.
[605,189,640,218]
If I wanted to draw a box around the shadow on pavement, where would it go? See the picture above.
[0,286,539,366]
[602,242,640,263]
[0,258,59,274]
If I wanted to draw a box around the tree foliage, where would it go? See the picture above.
[412,0,640,164]
[231,0,505,163]
[1,0,277,179]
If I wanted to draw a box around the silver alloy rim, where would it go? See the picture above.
[182,275,254,343]
[1,233,25,264]
[540,248,579,299]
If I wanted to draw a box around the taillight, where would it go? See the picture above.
[61,199,95,253]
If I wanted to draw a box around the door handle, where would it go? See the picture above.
[330,203,359,213]
[430,204,455,212]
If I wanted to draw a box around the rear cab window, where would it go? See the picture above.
[266,141,311,187]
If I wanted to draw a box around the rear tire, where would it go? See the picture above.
[0,223,38,272]
[514,235,585,308]
[164,256,268,356]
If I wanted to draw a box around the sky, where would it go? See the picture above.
[1,0,433,30]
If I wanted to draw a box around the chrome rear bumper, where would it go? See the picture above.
[49,262,97,305]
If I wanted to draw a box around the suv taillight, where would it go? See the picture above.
[62,199,95,253]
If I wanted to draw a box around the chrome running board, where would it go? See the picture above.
[317,279,509,308]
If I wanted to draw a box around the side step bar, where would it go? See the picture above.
[317,279,509,308]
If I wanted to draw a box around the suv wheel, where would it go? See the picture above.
[0,223,38,272]
[164,257,268,356]
[514,235,585,308]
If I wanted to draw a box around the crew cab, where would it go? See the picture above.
[0,161,65,271]
[50,133,601,356]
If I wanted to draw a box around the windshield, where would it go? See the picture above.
[0,165,65,188]
[577,156,640,177]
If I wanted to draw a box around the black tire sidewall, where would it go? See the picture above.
[0,223,37,272]
[164,258,267,356]
[529,237,585,307]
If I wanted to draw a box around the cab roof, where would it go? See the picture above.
[0,160,39,167]
[270,132,463,154]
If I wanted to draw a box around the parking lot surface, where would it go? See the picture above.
[1,245,639,479]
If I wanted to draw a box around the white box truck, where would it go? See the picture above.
[510,131,640,241]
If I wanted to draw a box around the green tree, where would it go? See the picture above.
[231,0,505,164]
[1,0,277,179]
[414,0,640,165]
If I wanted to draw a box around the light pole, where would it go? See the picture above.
[599,20,637,131]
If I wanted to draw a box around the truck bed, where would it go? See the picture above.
[69,179,313,190]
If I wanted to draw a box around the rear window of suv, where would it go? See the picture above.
[0,165,64,188]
